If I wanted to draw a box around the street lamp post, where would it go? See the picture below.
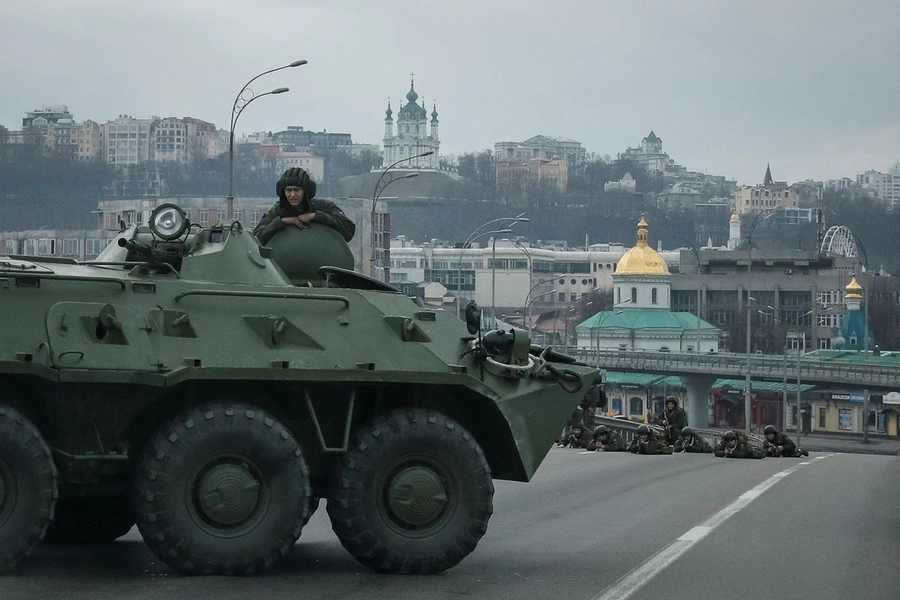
[455,228,512,318]
[490,214,529,322]
[370,172,418,281]
[562,301,592,353]
[370,150,435,281]
[743,210,774,434]
[524,289,558,344]
[227,59,307,221]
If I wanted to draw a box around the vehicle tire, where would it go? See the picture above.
[44,495,134,545]
[327,408,494,574]
[0,403,57,573]
[134,402,311,575]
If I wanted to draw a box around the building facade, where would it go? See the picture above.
[734,164,799,216]
[494,135,586,176]
[382,77,440,169]
[495,157,568,191]
[102,115,153,165]
[856,169,900,209]
[619,131,671,174]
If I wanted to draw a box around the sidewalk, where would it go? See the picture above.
[707,427,900,456]
[792,431,900,456]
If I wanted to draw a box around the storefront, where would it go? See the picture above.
[883,392,900,437]
[710,379,815,431]
[602,372,685,422]
[812,390,887,436]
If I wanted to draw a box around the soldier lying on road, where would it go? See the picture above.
[628,424,674,455]
[762,425,809,457]
[674,427,714,453]
[592,425,628,452]
[714,429,765,459]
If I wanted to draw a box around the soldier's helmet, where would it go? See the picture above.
[763,425,778,436]
[637,424,651,439]
[723,430,738,446]
[666,396,678,406]
[595,425,609,438]
[681,427,694,439]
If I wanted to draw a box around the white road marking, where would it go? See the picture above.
[591,454,832,600]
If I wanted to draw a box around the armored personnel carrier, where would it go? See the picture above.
[0,203,598,575]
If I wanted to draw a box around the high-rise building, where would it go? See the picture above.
[102,115,153,165]
[856,169,899,209]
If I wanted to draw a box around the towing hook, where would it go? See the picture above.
[544,364,583,394]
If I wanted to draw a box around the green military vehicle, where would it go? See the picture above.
[0,203,598,575]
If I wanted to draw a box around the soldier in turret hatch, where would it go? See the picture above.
[762,425,809,457]
[628,424,674,455]
[714,429,765,459]
[674,427,714,453]
[592,425,627,452]
[253,167,356,246]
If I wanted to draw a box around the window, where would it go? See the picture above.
[652,288,658,304]
[570,293,576,302]
[617,287,621,304]
[838,408,852,431]
[234,210,244,224]
[629,397,643,416]
[558,292,565,302]
[819,407,826,428]
[85,238,106,256]
[198,210,210,227]
[62,238,79,256]
[631,287,637,304]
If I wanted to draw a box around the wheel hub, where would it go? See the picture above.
[196,462,261,527]
[386,465,448,528]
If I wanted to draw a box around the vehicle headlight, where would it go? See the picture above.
[150,203,189,240]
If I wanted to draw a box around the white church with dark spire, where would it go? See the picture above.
[383,76,440,169]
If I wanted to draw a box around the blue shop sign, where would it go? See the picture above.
[824,391,865,404]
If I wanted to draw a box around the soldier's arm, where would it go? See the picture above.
[252,204,286,246]
[313,200,356,242]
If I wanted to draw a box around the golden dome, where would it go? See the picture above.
[615,217,670,275]
[845,275,862,299]
[730,213,741,223]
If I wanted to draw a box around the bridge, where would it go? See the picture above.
[568,347,900,427]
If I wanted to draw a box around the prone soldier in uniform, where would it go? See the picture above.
[762,425,809,457]
[628,424,674,455]
[592,425,627,452]
[558,422,594,449]
[714,429,765,459]
[674,427,714,453]
[659,396,687,446]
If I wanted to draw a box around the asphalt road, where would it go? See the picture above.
[3,448,899,600]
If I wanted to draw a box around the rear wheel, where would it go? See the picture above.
[134,402,311,575]
[328,409,494,574]
[0,403,57,573]
[44,495,134,545]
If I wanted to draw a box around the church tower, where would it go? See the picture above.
[381,75,440,169]
[383,100,393,141]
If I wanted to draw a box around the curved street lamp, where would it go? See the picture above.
[743,209,776,434]
[455,227,512,318]
[226,59,307,220]
[524,289,559,344]
[369,171,418,280]
[370,151,434,280]
[522,277,559,330]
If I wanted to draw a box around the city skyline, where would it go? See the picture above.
[2,0,898,185]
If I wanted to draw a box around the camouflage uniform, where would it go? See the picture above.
[254,167,356,245]
[714,429,765,459]
[660,397,688,446]
[558,424,594,449]
[763,426,809,457]
[592,426,627,452]
[674,427,714,453]
[628,425,674,455]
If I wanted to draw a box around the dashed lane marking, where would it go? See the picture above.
[591,454,833,600]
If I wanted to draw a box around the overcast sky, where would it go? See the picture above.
[2,0,897,184]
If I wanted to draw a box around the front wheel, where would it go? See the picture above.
[328,409,494,574]
[0,404,57,573]
[134,402,311,575]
